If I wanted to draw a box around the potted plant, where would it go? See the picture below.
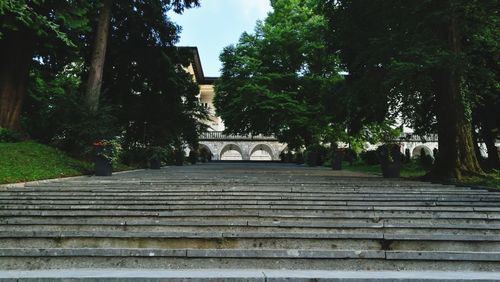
[93,139,121,176]
[188,150,198,165]
[377,143,401,178]
[174,148,185,166]
[147,146,167,169]
[331,146,343,171]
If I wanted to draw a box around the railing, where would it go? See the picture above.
[199,131,438,142]
[199,131,278,141]
[396,133,439,142]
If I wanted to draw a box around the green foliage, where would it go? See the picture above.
[323,0,498,177]
[23,62,120,157]
[360,150,379,166]
[0,141,92,184]
[215,0,343,149]
[0,127,23,142]
[188,150,197,164]
[419,154,435,170]
[0,0,90,46]
[174,149,185,166]
[294,152,304,164]
[305,144,328,167]
[147,146,170,162]
[93,139,122,166]
[102,3,208,149]
[15,1,206,162]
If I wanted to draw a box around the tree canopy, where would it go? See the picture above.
[214,0,343,149]
[1,0,205,158]
[323,0,499,177]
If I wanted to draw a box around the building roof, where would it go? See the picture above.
[182,47,218,85]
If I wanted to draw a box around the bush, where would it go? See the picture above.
[305,144,328,167]
[280,151,294,163]
[175,149,185,166]
[360,150,379,165]
[294,152,304,164]
[419,154,434,170]
[0,128,23,142]
[342,148,358,165]
[122,147,148,168]
[188,150,197,164]
[404,148,411,163]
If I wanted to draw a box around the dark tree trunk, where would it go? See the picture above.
[85,0,112,112]
[0,29,35,130]
[432,13,484,179]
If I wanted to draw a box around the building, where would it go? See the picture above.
[185,47,287,161]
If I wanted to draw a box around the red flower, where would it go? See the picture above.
[93,140,107,147]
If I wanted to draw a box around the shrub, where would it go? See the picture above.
[305,144,328,167]
[419,154,434,170]
[175,149,185,166]
[188,150,197,164]
[360,150,379,165]
[294,152,304,164]
[0,128,23,142]
[122,147,148,168]
[377,144,401,165]
[280,151,294,163]
[404,148,411,163]
[342,148,358,165]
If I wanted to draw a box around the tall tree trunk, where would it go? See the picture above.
[85,0,112,112]
[432,13,484,179]
[0,29,35,131]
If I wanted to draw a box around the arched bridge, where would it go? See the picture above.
[198,131,287,161]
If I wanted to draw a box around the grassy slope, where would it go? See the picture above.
[342,161,500,189]
[0,142,94,184]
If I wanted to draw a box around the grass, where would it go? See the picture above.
[0,141,135,184]
[341,161,427,178]
[446,171,500,189]
[342,160,500,189]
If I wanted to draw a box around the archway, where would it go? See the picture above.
[412,145,432,158]
[197,144,213,162]
[250,144,273,161]
[220,144,243,160]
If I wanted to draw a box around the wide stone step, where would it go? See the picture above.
[4,237,499,252]
[7,187,489,194]
[2,210,498,222]
[2,204,499,212]
[0,269,498,281]
[3,195,499,203]
[3,225,500,239]
[3,218,500,229]
[0,248,499,271]
[2,230,500,240]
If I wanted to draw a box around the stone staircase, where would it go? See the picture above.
[0,163,499,280]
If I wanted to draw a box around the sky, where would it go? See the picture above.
[169,0,272,77]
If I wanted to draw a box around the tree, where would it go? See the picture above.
[0,0,89,130]
[323,0,497,179]
[215,0,342,149]
[84,0,200,112]
[85,0,112,112]
[97,0,207,149]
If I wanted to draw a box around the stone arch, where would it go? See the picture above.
[412,145,432,158]
[197,144,213,162]
[220,143,244,160]
[249,144,274,161]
